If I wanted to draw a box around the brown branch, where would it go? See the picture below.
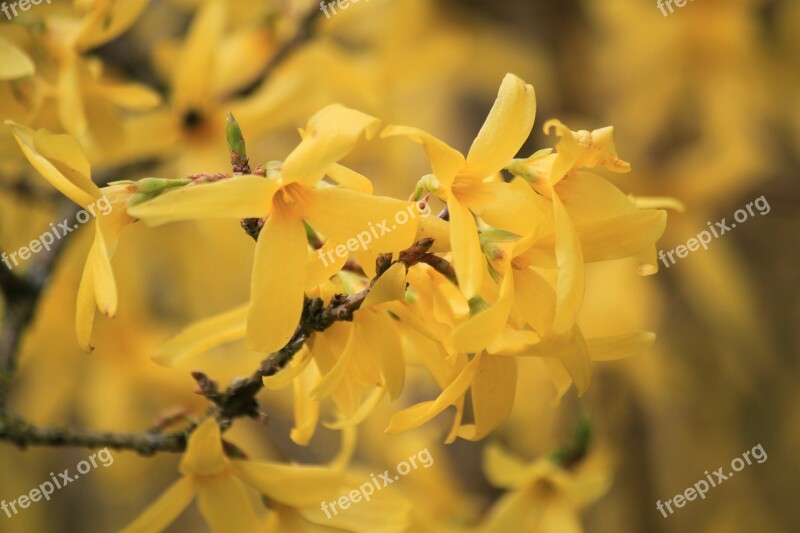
[0,413,189,456]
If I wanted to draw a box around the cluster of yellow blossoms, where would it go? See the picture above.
[7,65,667,528]
[4,5,667,527]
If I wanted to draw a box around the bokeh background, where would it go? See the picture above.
[1,0,798,531]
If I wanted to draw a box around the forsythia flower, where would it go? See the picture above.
[7,121,135,350]
[480,443,611,533]
[382,73,542,298]
[120,418,405,532]
[128,104,419,353]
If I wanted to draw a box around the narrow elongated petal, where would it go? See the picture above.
[457,355,517,440]
[447,197,484,298]
[361,312,405,399]
[246,212,307,353]
[310,323,358,400]
[119,477,195,533]
[324,387,386,429]
[153,305,248,366]
[128,176,276,226]
[179,419,228,476]
[464,74,536,179]
[385,353,482,434]
[196,475,262,532]
[89,219,118,317]
[452,271,514,353]
[231,460,343,507]
[557,327,591,395]
[76,259,97,352]
[305,241,348,289]
[552,194,584,335]
[282,104,380,187]
[484,443,531,489]
[380,125,464,190]
[513,268,555,337]
[290,362,320,445]
[305,188,417,252]
[7,122,99,207]
[326,163,373,194]
[172,0,225,111]
[544,119,582,184]
[363,262,406,308]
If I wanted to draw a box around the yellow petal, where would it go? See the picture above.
[305,188,418,253]
[479,488,535,533]
[290,362,320,446]
[362,262,406,308]
[359,312,405,399]
[306,242,348,291]
[179,418,228,476]
[380,125,464,190]
[452,271,514,353]
[512,268,555,338]
[57,54,87,137]
[0,37,34,79]
[556,327,591,396]
[467,178,547,236]
[231,460,343,508]
[7,122,99,207]
[447,197,484,299]
[172,0,226,111]
[153,305,248,367]
[324,387,386,430]
[196,474,262,532]
[127,175,276,226]
[89,219,118,317]
[282,104,380,187]
[457,355,517,441]
[310,323,358,400]
[91,81,162,111]
[76,258,97,352]
[326,163,373,194]
[483,443,530,489]
[544,119,582,184]
[385,353,481,434]
[552,194,584,335]
[464,73,536,179]
[119,477,195,533]
[575,210,667,263]
[246,212,307,353]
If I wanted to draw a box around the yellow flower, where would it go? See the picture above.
[382,73,540,298]
[119,418,350,533]
[480,443,612,533]
[128,104,419,353]
[508,120,667,335]
[7,121,134,350]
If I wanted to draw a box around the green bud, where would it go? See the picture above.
[226,112,246,159]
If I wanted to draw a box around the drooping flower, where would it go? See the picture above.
[7,121,135,350]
